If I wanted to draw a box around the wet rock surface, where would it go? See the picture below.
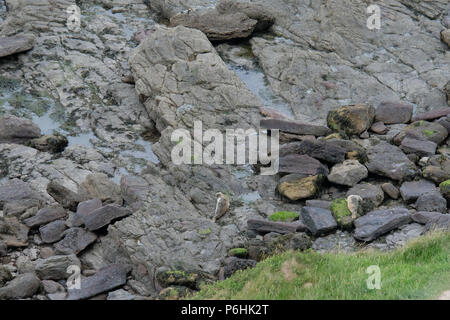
[0,0,449,300]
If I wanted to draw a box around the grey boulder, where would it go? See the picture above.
[300,207,337,236]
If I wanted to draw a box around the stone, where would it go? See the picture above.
[41,280,65,295]
[247,219,306,234]
[439,179,450,200]
[279,140,346,164]
[394,121,448,145]
[400,137,437,157]
[46,181,88,211]
[354,208,412,242]
[39,220,67,244]
[0,34,35,58]
[155,269,211,290]
[347,195,363,219]
[305,200,331,210]
[329,198,354,230]
[412,108,450,122]
[216,0,275,31]
[24,205,66,228]
[279,155,328,175]
[27,134,68,153]
[247,233,311,261]
[170,10,257,41]
[326,139,368,163]
[327,104,375,136]
[107,289,136,300]
[0,273,40,300]
[443,29,450,47]
[0,115,40,144]
[327,160,368,187]
[223,257,257,278]
[400,180,437,203]
[260,119,331,137]
[346,183,384,213]
[277,174,322,201]
[76,199,102,222]
[415,192,447,213]
[300,207,337,236]
[375,102,413,124]
[0,179,42,210]
[0,216,29,248]
[39,247,55,259]
[412,211,450,231]
[35,254,81,280]
[381,183,400,200]
[81,173,122,205]
[82,204,132,231]
[54,228,97,255]
[365,141,418,181]
[423,165,450,184]
[0,241,7,256]
[66,264,128,300]
[370,121,388,134]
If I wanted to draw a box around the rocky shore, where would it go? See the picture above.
[0,0,449,300]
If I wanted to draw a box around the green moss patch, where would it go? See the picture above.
[269,211,299,222]
[228,248,248,258]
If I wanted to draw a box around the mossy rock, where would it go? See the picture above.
[394,121,448,145]
[269,211,299,222]
[330,198,355,230]
[156,270,214,290]
[327,104,375,137]
[228,248,248,258]
[439,179,450,199]
[277,174,323,201]
[157,285,193,300]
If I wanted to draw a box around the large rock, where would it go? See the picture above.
[277,174,322,201]
[0,115,40,143]
[346,183,384,213]
[399,180,437,203]
[0,34,35,58]
[27,134,68,153]
[279,155,328,175]
[300,207,337,236]
[0,179,42,210]
[81,204,132,231]
[24,205,66,228]
[46,181,88,211]
[441,29,450,47]
[35,254,81,281]
[279,140,345,164]
[327,104,375,136]
[216,0,275,31]
[81,173,122,205]
[54,228,97,255]
[66,264,128,300]
[0,273,40,300]
[394,121,448,145]
[260,119,331,137]
[327,160,368,187]
[247,219,306,234]
[0,216,29,248]
[354,208,412,242]
[170,10,257,41]
[412,108,450,122]
[415,192,447,213]
[375,101,413,124]
[365,140,418,181]
[223,257,257,278]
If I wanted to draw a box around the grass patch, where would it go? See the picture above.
[191,232,450,300]
[269,211,299,222]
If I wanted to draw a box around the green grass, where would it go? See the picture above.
[269,211,299,222]
[192,232,450,300]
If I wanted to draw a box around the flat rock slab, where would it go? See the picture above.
[399,180,437,203]
[39,220,67,244]
[76,198,102,222]
[412,108,450,122]
[279,154,329,175]
[279,140,346,164]
[365,141,418,181]
[82,204,132,231]
[412,211,450,231]
[66,264,128,300]
[0,115,40,143]
[300,207,337,236]
[354,208,411,242]
[375,101,413,124]
[0,35,35,58]
[0,273,40,299]
[247,219,306,234]
[260,118,331,136]
[54,227,97,255]
[24,205,66,228]
[328,160,368,187]
[400,137,437,157]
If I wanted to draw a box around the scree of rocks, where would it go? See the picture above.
[0,0,449,300]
